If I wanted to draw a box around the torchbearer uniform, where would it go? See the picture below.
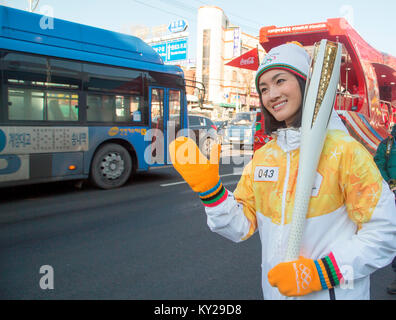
[170,43,396,300]
[204,43,396,300]
[205,121,396,299]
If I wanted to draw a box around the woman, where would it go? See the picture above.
[170,43,396,300]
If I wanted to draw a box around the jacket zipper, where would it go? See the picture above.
[281,152,291,226]
[275,151,291,261]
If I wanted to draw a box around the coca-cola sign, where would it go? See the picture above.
[225,48,259,71]
[240,57,255,65]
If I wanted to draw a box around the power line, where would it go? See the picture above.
[158,0,199,15]
[134,0,259,35]
[190,0,261,34]
[131,0,193,21]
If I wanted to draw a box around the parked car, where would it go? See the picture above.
[188,115,219,158]
[223,111,258,149]
[214,120,229,144]
[214,120,229,131]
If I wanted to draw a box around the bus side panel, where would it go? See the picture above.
[0,152,86,185]
[84,126,150,175]
[0,126,89,186]
[52,152,84,176]
[0,154,29,183]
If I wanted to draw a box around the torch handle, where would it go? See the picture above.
[284,153,320,261]
[284,39,342,262]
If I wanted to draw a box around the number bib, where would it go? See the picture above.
[254,166,279,182]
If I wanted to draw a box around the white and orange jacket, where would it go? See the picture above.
[205,114,396,300]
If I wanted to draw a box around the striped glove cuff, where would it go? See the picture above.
[314,252,343,290]
[198,179,228,207]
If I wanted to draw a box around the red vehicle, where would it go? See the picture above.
[254,18,396,154]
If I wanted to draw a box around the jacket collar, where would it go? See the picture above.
[274,111,349,153]
[275,127,301,152]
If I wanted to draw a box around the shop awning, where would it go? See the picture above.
[219,103,236,108]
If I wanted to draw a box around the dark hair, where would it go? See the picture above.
[260,75,306,135]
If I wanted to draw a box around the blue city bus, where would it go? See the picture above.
[0,6,188,189]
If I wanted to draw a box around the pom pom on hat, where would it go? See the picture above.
[255,42,311,93]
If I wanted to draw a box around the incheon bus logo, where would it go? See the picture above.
[108,127,119,137]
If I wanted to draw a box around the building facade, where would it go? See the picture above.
[195,6,264,118]
[131,6,264,120]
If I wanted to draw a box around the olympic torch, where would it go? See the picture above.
[284,39,342,262]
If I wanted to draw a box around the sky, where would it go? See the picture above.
[1,0,396,60]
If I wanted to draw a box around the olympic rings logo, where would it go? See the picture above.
[293,262,312,293]
[298,264,312,289]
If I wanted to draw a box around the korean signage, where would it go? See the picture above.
[0,126,89,154]
[266,23,328,35]
[151,42,167,61]
[233,27,241,57]
[151,38,188,63]
[168,19,188,33]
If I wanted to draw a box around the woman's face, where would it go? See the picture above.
[258,69,303,127]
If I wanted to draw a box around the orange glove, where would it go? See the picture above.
[267,254,343,297]
[169,137,228,207]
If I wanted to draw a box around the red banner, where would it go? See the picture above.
[225,47,259,71]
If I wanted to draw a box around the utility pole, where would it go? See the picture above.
[28,0,39,12]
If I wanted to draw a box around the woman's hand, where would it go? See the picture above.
[169,136,221,194]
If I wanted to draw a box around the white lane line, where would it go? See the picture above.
[160,181,187,187]
[223,180,239,187]
[160,172,241,187]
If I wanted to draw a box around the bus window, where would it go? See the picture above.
[151,89,164,131]
[87,94,115,122]
[47,92,79,121]
[49,58,82,88]
[4,52,81,122]
[169,90,181,134]
[3,52,48,83]
[115,95,143,123]
[83,63,143,95]
[150,88,164,161]
[83,63,146,124]
[8,88,44,120]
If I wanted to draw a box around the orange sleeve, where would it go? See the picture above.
[233,161,258,240]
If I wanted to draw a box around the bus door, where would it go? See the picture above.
[149,87,183,166]
[167,89,182,164]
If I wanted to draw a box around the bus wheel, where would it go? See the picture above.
[90,143,132,189]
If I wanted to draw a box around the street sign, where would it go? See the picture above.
[168,19,188,33]
[151,42,167,61]
[167,38,187,62]
[150,38,188,63]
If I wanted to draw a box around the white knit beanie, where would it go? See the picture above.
[255,42,311,93]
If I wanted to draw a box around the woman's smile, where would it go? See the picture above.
[271,100,288,111]
[258,69,302,127]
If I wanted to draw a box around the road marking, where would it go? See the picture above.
[223,180,239,187]
[160,172,242,187]
[160,181,187,187]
